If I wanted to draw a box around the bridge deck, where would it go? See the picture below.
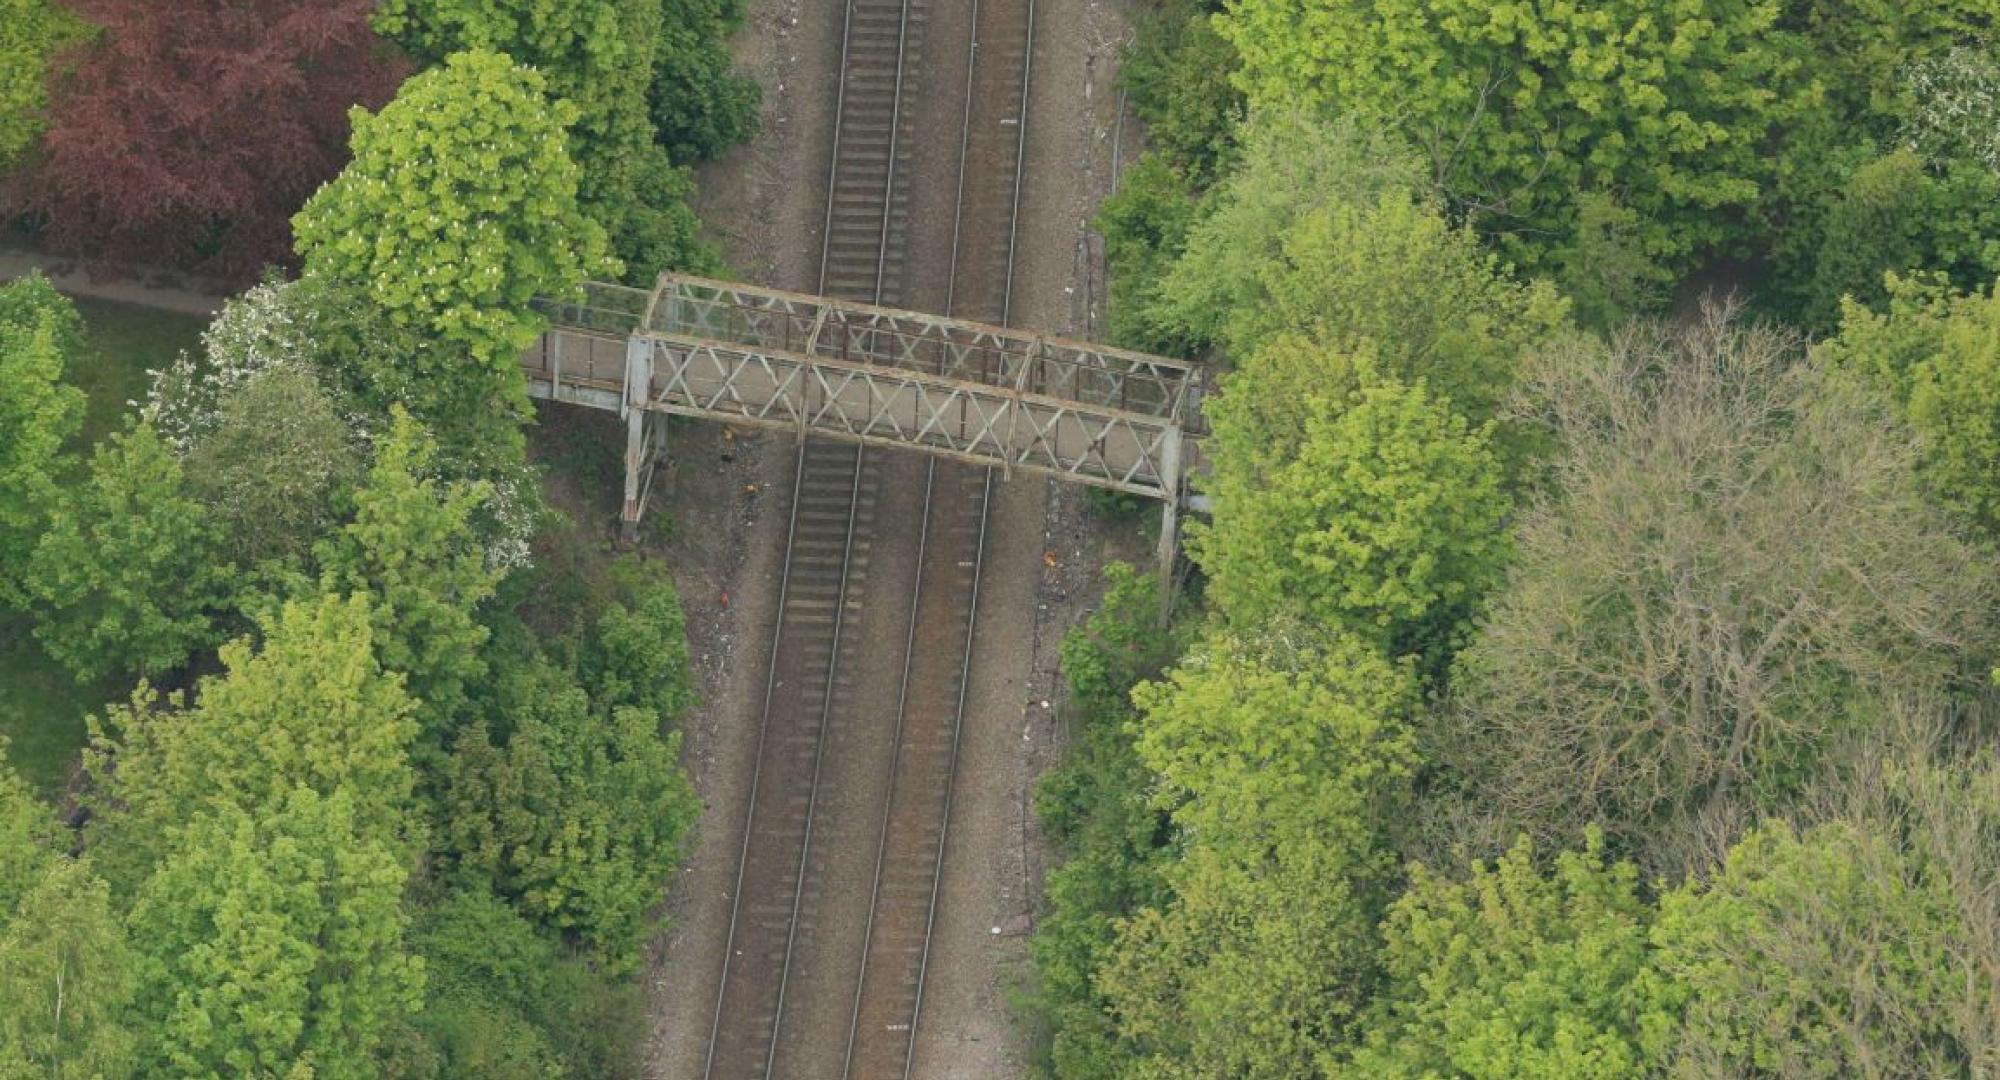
[522,275,1201,500]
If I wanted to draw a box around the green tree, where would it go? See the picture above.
[0,744,52,920]
[294,49,613,464]
[1820,275,2000,537]
[186,366,364,572]
[1030,566,1178,1080]
[1099,828,1382,1079]
[0,268,83,351]
[1349,834,1656,1080]
[1194,360,1511,662]
[1144,111,1425,355]
[1446,312,1994,871]
[1551,191,1677,332]
[0,0,89,169]
[1216,0,1814,278]
[405,887,644,1079]
[0,275,84,609]
[317,409,500,742]
[1118,0,1241,186]
[1095,629,1420,1077]
[580,571,698,720]
[1649,819,1978,1078]
[652,0,761,165]
[0,857,140,1080]
[1094,153,1203,355]
[1800,149,1941,327]
[1130,628,1416,855]
[88,592,418,884]
[126,788,423,1079]
[371,0,730,279]
[27,422,230,683]
[439,658,697,970]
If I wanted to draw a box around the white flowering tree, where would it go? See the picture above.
[1903,46,2000,173]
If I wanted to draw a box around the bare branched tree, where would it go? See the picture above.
[1434,303,1998,875]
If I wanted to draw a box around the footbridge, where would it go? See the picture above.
[523,274,1205,571]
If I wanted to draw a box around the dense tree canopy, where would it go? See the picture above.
[1352,834,1655,1079]
[371,0,735,278]
[0,273,82,609]
[1195,363,1511,661]
[125,788,422,1078]
[89,594,419,882]
[27,422,231,683]
[316,410,500,742]
[294,49,613,461]
[1820,275,2000,538]
[10,0,404,274]
[0,0,88,170]
[1218,0,1813,280]
[1443,312,1995,869]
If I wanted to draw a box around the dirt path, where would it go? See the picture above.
[0,247,228,316]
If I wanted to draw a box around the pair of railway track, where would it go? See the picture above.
[702,1,1037,1077]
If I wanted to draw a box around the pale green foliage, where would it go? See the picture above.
[1351,834,1655,1079]
[372,0,726,279]
[1195,360,1510,659]
[1148,111,1424,354]
[317,409,500,738]
[441,660,698,970]
[1151,113,1563,450]
[1100,831,1382,1080]
[0,753,136,1079]
[1097,630,1419,1077]
[0,0,89,168]
[0,275,84,609]
[90,593,419,879]
[1820,275,2000,537]
[0,746,51,921]
[294,49,613,451]
[27,422,229,683]
[187,366,364,570]
[0,268,82,352]
[1217,0,1814,276]
[127,788,423,1080]
[1649,820,1976,1078]
[1131,628,1416,854]
[0,858,140,1080]
[1448,313,1993,868]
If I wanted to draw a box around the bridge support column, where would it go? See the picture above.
[1155,427,1185,622]
[620,336,654,544]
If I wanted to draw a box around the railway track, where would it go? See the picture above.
[703,0,1035,1075]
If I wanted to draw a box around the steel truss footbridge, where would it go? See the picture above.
[522,273,1205,577]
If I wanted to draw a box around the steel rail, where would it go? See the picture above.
[703,0,920,1075]
[839,453,944,1080]
[839,0,1036,1074]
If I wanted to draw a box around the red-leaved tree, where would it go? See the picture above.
[10,0,406,277]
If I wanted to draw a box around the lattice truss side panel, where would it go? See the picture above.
[647,336,1184,498]
[526,274,1203,500]
[641,276,1198,422]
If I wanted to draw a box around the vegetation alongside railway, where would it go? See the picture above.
[1031,2,2000,1076]
[0,3,754,1075]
